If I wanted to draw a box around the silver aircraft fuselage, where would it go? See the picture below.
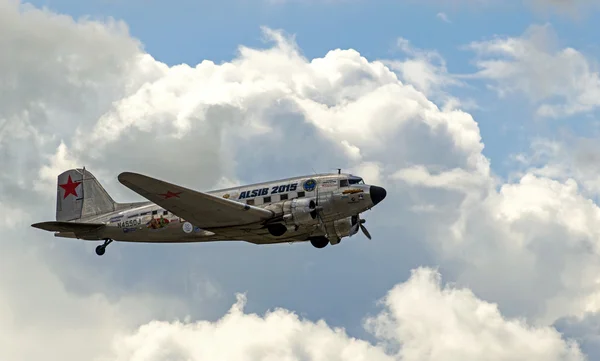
[60,172,386,246]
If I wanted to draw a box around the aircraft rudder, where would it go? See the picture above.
[56,169,84,221]
[55,168,116,221]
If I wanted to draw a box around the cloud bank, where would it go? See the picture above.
[3,0,600,360]
[101,268,584,361]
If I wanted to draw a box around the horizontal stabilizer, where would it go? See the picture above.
[31,221,105,233]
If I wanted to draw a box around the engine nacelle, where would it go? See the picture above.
[332,216,359,239]
[282,198,318,227]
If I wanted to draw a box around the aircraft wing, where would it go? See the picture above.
[117,172,274,228]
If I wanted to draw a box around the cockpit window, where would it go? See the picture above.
[348,177,364,185]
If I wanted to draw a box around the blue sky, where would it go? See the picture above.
[25,0,600,66]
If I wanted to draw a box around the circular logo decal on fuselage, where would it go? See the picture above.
[303,178,317,192]
[182,222,193,234]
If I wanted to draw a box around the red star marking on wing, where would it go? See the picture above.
[59,175,82,199]
[158,191,182,199]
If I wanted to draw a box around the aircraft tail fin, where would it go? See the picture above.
[56,168,117,222]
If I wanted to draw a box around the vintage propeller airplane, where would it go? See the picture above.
[31,168,387,256]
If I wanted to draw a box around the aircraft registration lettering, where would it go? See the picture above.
[117,218,142,228]
[238,182,298,199]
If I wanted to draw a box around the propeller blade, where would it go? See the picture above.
[351,214,371,239]
[348,215,359,237]
[359,223,372,240]
[314,196,327,236]
[349,223,359,236]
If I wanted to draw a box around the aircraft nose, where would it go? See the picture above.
[370,185,387,206]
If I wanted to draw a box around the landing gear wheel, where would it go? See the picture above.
[95,239,113,256]
[310,237,329,249]
[95,245,106,256]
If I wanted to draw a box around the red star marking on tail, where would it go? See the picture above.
[159,191,182,199]
[59,175,82,199]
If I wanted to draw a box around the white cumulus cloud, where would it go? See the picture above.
[101,268,584,361]
[464,23,600,117]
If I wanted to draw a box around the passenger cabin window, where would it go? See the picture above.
[340,179,349,187]
[152,210,158,215]
[280,194,288,200]
[297,191,305,198]
[263,196,271,203]
[163,210,168,215]
[247,199,255,205]
[348,177,364,185]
